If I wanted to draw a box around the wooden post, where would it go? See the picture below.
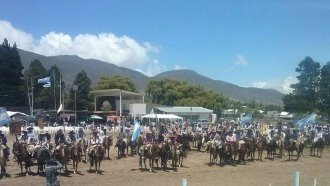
[314,178,317,186]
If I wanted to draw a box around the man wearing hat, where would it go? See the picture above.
[0,130,10,161]
[18,130,29,144]
[38,130,48,146]
[89,129,100,145]
[55,129,66,146]
[226,130,237,143]
[77,127,86,139]
[66,130,77,146]
[27,126,36,144]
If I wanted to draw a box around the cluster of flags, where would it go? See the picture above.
[37,76,51,87]
[240,113,252,126]
[295,113,316,129]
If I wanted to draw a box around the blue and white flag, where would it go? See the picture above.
[0,107,11,126]
[240,113,252,126]
[131,119,141,142]
[295,113,316,129]
[37,76,51,84]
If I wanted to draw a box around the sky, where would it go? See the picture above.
[1,0,330,94]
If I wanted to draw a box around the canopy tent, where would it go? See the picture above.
[142,114,183,121]
[91,115,103,120]
[7,111,28,117]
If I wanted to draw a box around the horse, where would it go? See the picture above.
[0,145,7,178]
[266,139,277,160]
[237,140,247,165]
[102,136,113,159]
[88,145,105,174]
[171,144,180,170]
[141,144,154,172]
[310,137,325,158]
[225,142,238,165]
[286,139,300,160]
[207,140,219,163]
[69,145,81,174]
[276,138,285,158]
[196,134,204,152]
[76,138,87,162]
[256,136,267,161]
[54,144,69,172]
[34,146,50,175]
[115,137,127,159]
[245,138,256,160]
[126,134,135,156]
[159,142,171,170]
[12,142,33,176]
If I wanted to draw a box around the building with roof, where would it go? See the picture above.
[152,106,213,122]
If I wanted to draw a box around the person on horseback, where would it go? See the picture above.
[55,129,66,146]
[77,127,86,139]
[66,130,77,146]
[18,130,29,143]
[226,130,237,143]
[0,130,10,161]
[89,130,100,145]
[38,131,48,146]
[27,126,36,144]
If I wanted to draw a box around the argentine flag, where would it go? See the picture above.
[131,119,141,142]
[295,113,316,129]
[240,113,252,126]
[37,76,51,84]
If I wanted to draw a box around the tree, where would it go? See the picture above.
[283,57,320,113]
[95,75,136,92]
[0,39,27,107]
[24,59,48,109]
[319,61,330,120]
[67,71,91,110]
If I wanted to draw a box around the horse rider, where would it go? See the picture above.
[38,130,48,146]
[226,130,237,144]
[0,130,10,161]
[66,130,77,146]
[206,129,221,151]
[89,130,101,145]
[77,127,86,139]
[54,129,66,146]
[99,127,107,144]
[27,126,37,144]
[18,130,29,144]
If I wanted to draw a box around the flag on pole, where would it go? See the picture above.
[57,104,63,114]
[295,113,316,129]
[37,76,51,84]
[240,113,252,126]
[131,119,141,142]
[0,107,11,126]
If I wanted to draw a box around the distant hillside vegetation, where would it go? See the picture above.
[18,49,283,106]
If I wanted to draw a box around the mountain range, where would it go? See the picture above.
[18,49,284,106]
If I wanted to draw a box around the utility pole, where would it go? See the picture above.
[72,85,78,126]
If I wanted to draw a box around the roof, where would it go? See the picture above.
[155,106,213,113]
[142,114,183,120]
[90,89,143,98]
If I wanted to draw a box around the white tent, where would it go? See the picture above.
[7,111,28,117]
[142,114,183,121]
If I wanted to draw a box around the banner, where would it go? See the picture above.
[240,113,252,126]
[0,107,11,126]
[131,119,141,142]
[9,121,21,135]
[37,76,51,84]
[57,104,63,114]
[295,113,316,129]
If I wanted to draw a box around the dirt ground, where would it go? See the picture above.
[1,131,330,186]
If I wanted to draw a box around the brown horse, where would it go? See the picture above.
[245,138,256,160]
[102,136,113,159]
[287,140,300,161]
[88,145,105,174]
[142,144,154,172]
[54,144,69,172]
[225,142,238,165]
[76,138,87,162]
[115,137,127,159]
[310,138,325,158]
[237,140,247,164]
[69,145,81,174]
[256,136,267,161]
[12,142,33,176]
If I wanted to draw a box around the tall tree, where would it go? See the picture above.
[95,75,136,92]
[284,57,320,113]
[67,71,91,110]
[24,59,48,109]
[0,39,26,107]
[319,61,330,120]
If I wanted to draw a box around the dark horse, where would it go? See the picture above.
[69,145,82,174]
[102,136,113,160]
[310,138,325,158]
[0,145,7,178]
[12,142,33,176]
[115,137,127,159]
[34,147,50,175]
[159,142,171,170]
[266,139,277,160]
[54,144,69,172]
[88,145,105,174]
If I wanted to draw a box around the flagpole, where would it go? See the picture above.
[59,73,62,107]
[26,78,31,115]
[53,68,56,110]
[31,77,34,116]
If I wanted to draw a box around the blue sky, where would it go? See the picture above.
[1,0,330,93]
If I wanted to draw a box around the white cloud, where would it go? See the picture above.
[223,54,248,72]
[234,54,248,66]
[0,20,164,74]
[174,65,185,70]
[251,76,298,94]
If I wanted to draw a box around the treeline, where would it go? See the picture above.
[283,56,330,120]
